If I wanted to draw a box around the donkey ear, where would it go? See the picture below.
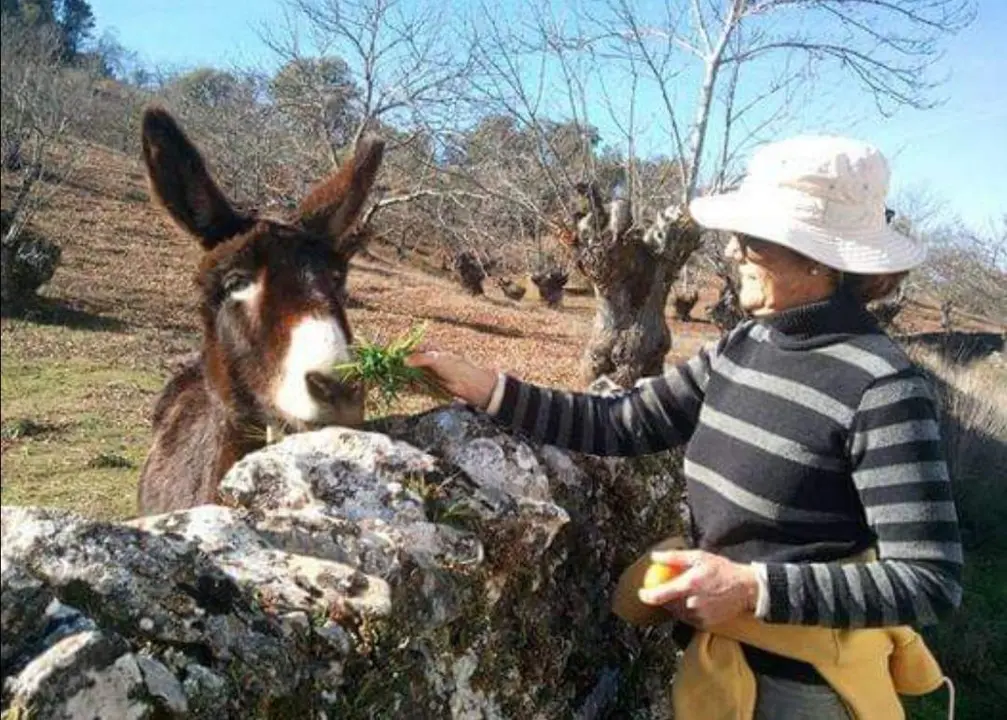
[141,106,254,249]
[297,134,384,254]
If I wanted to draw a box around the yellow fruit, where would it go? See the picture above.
[642,562,683,589]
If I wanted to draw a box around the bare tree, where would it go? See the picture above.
[269,55,361,168]
[257,0,482,268]
[266,0,473,151]
[918,215,1007,325]
[1,17,97,312]
[464,0,975,384]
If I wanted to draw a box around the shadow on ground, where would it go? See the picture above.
[1,297,127,332]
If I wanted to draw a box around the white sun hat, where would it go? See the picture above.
[689,135,926,274]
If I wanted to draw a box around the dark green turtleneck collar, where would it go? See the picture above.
[756,286,882,347]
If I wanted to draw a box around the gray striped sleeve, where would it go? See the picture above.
[491,331,741,455]
[764,371,963,628]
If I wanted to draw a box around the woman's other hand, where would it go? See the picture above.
[406,350,499,409]
[638,549,760,629]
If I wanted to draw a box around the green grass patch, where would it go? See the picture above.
[1,357,162,520]
[87,450,137,469]
[1,418,59,441]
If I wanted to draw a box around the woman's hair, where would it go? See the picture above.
[838,271,908,305]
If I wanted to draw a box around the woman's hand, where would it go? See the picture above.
[638,549,760,629]
[406,350,499,409]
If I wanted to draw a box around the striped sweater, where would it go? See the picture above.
[489,290,963,629]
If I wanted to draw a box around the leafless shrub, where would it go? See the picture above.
[75,78,150,156]
[1,18,97,311]
[917,216,1007,324]
[64,31,152,155]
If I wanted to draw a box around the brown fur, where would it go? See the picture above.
[136,107,384,516]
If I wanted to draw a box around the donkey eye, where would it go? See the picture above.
[223,272,254,296]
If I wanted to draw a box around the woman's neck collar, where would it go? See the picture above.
[756,286,880,341]
[751,288,836,319]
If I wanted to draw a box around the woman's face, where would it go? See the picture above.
[724,234,835,315]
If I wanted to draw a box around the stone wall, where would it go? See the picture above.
[2,406,686,719]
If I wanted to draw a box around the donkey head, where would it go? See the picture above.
[141,107,383,434]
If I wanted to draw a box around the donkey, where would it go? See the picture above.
[137,107,382,516]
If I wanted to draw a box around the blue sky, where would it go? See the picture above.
[90,0,1006,229]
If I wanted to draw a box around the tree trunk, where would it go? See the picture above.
[1,210,61,315]
[453,251,486,295]
[570,189,702,387]
[530,268,569,308]
[706,275,745,333]
[582,257,675,386]
[673,289,699,321]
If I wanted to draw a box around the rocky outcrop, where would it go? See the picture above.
[2,406,686,719]
[0,224,62,313]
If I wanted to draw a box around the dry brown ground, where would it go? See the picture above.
[1,142,999,519]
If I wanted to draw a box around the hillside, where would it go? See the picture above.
[4,140,1007,720]
[0,141,999,520]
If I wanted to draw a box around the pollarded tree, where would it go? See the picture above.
[469,0,976,385]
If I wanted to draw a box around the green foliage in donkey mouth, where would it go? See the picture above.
[332,323,447,411]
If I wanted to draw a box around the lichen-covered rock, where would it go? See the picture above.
[0,561,54,673]
[2,406,686,719]
[5,631,156,720]
[1,506,310,717]
[0,227,62,312]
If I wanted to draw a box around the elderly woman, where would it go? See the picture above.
[409,137,962,718]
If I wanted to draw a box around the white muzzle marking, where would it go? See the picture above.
[273,316,351,423]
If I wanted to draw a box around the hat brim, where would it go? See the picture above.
[689,191,927,274]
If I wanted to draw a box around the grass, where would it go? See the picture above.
[905,554,1007,719]
[0,354,161,519]
[910,346,1007,552]
[1,418,58,441]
